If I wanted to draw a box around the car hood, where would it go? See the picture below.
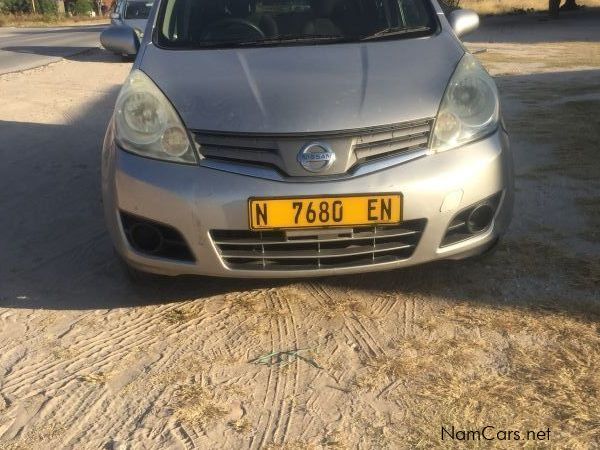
[140,33,464,134]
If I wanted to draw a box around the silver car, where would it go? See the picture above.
[102,0,154,56]
[101,0,514,278]
[112,0,154,30]
[105,0,154,53]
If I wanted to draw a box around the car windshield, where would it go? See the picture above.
[125,1,153,19]
[156,0,437,48]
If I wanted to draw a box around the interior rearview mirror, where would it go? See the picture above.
[100,26,140,57]
[448,9,480,38]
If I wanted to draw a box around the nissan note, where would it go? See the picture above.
[101,0,514,278]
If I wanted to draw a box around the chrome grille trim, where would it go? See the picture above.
[194,119,433,181]
[352,120,432,163]
[349,148,429,178]
[219,242,414,260]
[211,219,427,271]
[212,227,420,246]
[354,135,429,160]
[196,134,283,169]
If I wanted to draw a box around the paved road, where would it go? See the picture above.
[0,25,106,75]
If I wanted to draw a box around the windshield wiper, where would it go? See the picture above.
[361,26,431,41]
[191,34,352,48]
[234,34,351,46]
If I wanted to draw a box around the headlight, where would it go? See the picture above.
[114,69,197,164]
[431,53,499,152]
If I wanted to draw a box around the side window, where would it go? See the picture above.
[397,0,430,27]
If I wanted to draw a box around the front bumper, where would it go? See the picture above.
[101,128,513,278]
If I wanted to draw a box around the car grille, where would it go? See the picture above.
[194,119,433,178]
[210,219,426,271]
[351,120,432,163]
[195,134,283,170]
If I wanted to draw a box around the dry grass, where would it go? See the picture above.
[346,230,600,447]
[162,305,204,324]
[172,384,228,430]
[353,304,600,448]
[227,292,260,313]
[318,431,348,448]
[461,0,600,15]
[264,442,321,450]
[77,371,109,384]
[227,417,252,433]
[51,346,79,360]
[0,13,108,27]
[285,286,373,320]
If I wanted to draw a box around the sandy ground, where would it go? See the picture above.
[1,18,599,450]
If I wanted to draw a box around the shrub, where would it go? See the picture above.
[0,0,32,14]
[37,0,57,14]
[71,0,92,15]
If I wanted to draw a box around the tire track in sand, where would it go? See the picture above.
[1,301,208,396]
[271,288,301,445]
[70,307,237,446]
[250,287,300,449]
[307,282,386,361]
[1,300,235,447]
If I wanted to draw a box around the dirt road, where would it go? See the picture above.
[1,24,599,449]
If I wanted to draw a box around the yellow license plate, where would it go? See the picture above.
[248,194,402,230]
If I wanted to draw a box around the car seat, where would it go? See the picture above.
[228,0,278,37]
[302,0,343,36]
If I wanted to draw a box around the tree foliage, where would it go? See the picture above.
[37,0,58,13]
[0,0,31,13]
[71,0,92,15]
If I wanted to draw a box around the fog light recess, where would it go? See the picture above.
[120,212,195,262]
[441,193,502,247]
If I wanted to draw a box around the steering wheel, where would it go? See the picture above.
[201,18,266,41]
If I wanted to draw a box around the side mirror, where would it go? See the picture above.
[448,9,480,38]
[100,25,140,56]
[110,12,120,20]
